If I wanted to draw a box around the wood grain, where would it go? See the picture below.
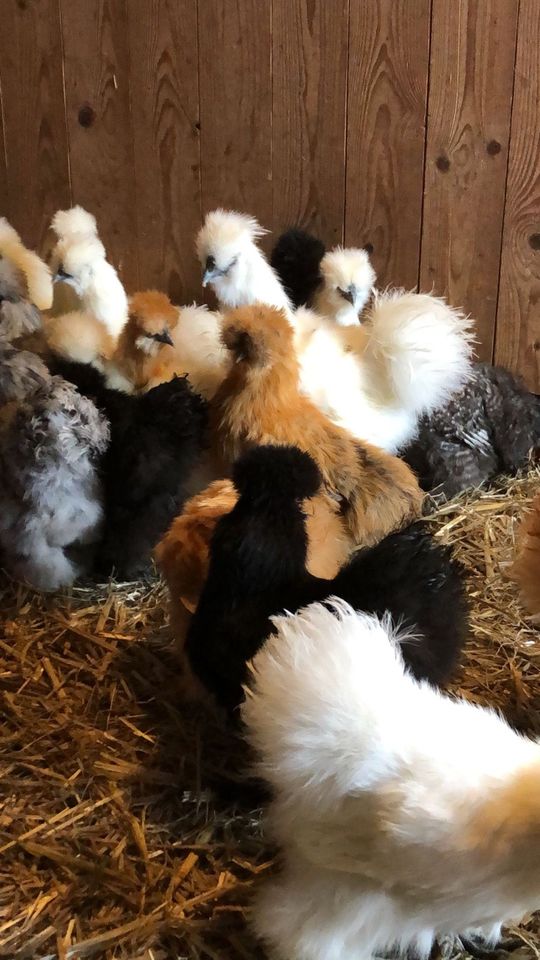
[0,74,9,220]
[420,0,519,361]
[495,0,540,392]
[344,0,430,290]
[60,0,139,291]
[127,0,201,304]
[272,0,349,246]
[0,0,71,249]
[198,0,272,231]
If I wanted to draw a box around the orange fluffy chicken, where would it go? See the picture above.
[512,491,540,618]
[211,305,423,545]
[104,290,177,392]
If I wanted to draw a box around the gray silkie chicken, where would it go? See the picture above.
[401,362,540,499]
[0,330,109,593]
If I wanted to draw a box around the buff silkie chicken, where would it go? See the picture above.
[271,227,376,324]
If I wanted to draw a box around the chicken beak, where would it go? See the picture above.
[342,285,357,306]
[54,268,72,284]
[203,267,221,287]
[153,329,174,346]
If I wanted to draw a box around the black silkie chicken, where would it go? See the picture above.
[48,357,208,578]
[401,362,540,499]
[185,445,468,712]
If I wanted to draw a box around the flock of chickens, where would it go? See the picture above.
[2,204,540,960]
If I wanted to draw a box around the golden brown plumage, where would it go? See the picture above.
[105,290,179,392]
[211,305,423,545]
[512,491,540,617]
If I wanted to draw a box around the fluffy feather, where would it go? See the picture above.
[244,599,540,960]
[0,257,43,343]
[0,345,108,591]
[51,205,98,239]
[144,303,229,400]
[0,217,53,311]
[185,444,466,710]
[212,304,423,545]
[270,228,326,308]
[196,209,292,314]
[401,363,540,498]
[48,356,209,578]
[44,310,115,367]
[511,491,540,617]
[50,206,128,338]
[295,289,475,452]
[156,475,353,651]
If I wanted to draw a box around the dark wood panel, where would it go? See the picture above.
[344,0,430,289]
[272,0,348,246]
[60,0,139,291]
[0,0,70,248]
[198,0,272,233]
[127,0,201,304]
[420,0,519,361]
[495,0,540,392]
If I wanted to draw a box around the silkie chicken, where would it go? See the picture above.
[0,331,109,592]
[101,291,228,400]
[155,474,353,657]
[185,445,467,711]
[0,217,53,314]
[271,227,376,324]
[197,209,293,315]
[49,205,128,338]
[244,599,540,960]
[511,490,540,618]
[197,210,474,452]
[47,356,208,579]
[211,304,423,545]
[401,363,540,499]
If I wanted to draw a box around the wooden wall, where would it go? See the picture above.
[1,0,539,389]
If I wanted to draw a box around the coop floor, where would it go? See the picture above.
[2,470,540,960]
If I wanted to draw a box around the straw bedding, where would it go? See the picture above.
[1,468,540,960]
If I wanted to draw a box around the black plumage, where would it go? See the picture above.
[48,357,208,578]
[401,362,540,500]
[185,445,468,712]
[270,228,325,308]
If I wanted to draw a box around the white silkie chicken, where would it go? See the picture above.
[49,205,128,339]
[198,210,474,452]
[245,599,540,960]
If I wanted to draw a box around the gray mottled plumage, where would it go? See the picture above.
[0,257,42,342]
[401,362,540,499]
[0,340,109,591]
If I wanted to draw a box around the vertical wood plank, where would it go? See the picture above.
[344,0,430,290]
[420,0,519,361]
[198,0,272,231]
[272,0,349,246]
[0,0,71,248]
[0,76,9,220]
[60,0,139,290]
[495,0,540,392]
[127,0,201,304]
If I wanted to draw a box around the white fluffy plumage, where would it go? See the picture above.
[314,246,376,325]
[0,217,53,311]
[50,206,128,338]
[144,303,230,400]
[196,209,293,314]
[244,599,540,960]
[296,289,475,451]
